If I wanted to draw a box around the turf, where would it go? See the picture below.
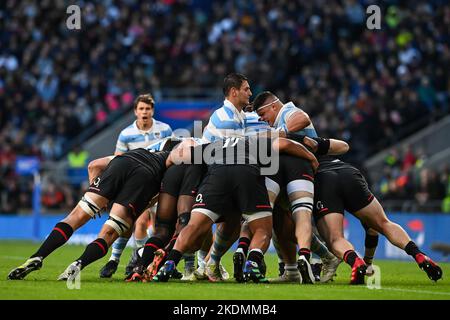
[0,241,448,300]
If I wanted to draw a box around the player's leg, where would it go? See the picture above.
[314,169,367,284]
[244,214,272,283]
[206,216,241,282]
[123,208,152,276]
[140,192,177,269]
[233,221,252,282]
[134,208,151,248]
[175,195,196,279]
[193,227,213,280]
[99,227,132,278]
[8,192,106,280]
[152,209,216,282]
[289,188,315,283]
[315,212,367,285]
[354,198,443,281]
[362,224,379,276]
[271,202,302,283]
[58,202,133,280]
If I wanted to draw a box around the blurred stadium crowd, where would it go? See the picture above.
[0,0,449,213]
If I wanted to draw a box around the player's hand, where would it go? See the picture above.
[303,136,318,153]
[310,156,319,173]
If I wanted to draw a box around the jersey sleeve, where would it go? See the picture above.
[115,132,128,153]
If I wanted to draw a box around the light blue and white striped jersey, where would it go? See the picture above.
[274,102,317,137]
[115,119,173,153]
[244,111,273,135]
[202,99,246,143]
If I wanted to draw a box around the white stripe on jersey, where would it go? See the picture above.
[202,99,246,142]
[116,119,173,152]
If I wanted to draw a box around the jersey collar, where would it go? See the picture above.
[224,99,245,124]
[133,119,154,134]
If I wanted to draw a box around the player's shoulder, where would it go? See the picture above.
[118,122,138,137]
[153,119,172,129]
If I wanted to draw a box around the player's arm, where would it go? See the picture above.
[304,137,349,155]
[285,133,349,155]
[166,139,199,167]
[87,156,115,184]
[285,110,311,132]
[115,132,128,155]
[272,137,319,172]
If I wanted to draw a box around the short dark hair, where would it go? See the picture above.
[223,73,248,96]
[133,94,155,109]
[252,91,276,111]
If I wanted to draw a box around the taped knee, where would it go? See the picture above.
[105,214,130,237]
[78,194,102,218]
[178,212,191,227]
[291,197,314,215]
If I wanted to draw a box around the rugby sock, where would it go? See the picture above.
[166,249,183,265]
[31,222,74,259]
[237,237,251,257]
[165,234,178,252]
[311,233,334,260]
[298,248,311,262]
[210,229,230,264]
[77,238,108,269]
[278,261,285,276]
[247,249,264,267]
[404,241,424,263]
[141,237,164,268]
[197,249,208,268]
[364,234,379,265]
[183,253,195,270]
[343,250,358,267]
[109,237,129,262]
[135,236,148,248]
[285,263,298,272]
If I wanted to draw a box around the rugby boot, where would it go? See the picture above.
[415,253,443,281]
[350,257,367,285]
[152,260,175,282]
[7,257,43,280]
[243,260,269,283]
[233,249,246,283]
[298,256,315,284]
[99,260,118,278]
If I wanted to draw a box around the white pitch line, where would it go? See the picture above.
[380,287,450,296]
[2,256,26,260]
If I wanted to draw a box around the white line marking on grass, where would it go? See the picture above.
[2,256,26,260]
[380,287,450,296]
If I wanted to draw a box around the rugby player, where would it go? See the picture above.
[312,152,443,284]
[7,139,189,280]
[237,92,340,283]
[152,135,320,283]
[195,73,254,280]
[99,94,173,278]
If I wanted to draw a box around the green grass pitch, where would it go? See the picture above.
[0,241,449,300]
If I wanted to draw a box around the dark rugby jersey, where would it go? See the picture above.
[120,148,169,180]
[317,155,354,173]
[191,136,275,170]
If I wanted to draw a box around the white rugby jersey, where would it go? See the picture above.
[244,111,273,135]
[273,102,317,137]
[115,119,173,153]
[202,99,246,143]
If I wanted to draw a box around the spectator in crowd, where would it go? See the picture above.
[0,0,449,212]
